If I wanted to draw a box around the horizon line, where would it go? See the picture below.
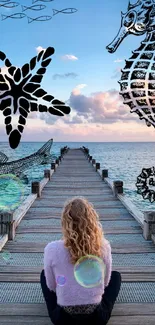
[1,141,155,143]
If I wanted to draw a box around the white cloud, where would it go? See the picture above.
[36,46,46,54]
[114,58,124,63]
[61,54,78,61]
[76,84,87,89]
[72,84,87,95]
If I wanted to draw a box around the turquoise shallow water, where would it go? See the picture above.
[0,141,155,212]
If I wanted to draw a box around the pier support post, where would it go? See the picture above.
[51,163,56,171]
[102,169,108,180]
[113,180,123,196]
[92,159,96,165]
[96,163,100,171]
[61,146,68,157]
[143,211,155,240]
[0,212,15,240]
[32,181,41,198]
[55,158,59,165]
[44,169,51,180]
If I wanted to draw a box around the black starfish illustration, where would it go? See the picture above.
[0,47,71,149]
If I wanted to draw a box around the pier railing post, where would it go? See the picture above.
[59,156,62,162]
[82,146,89,156]
[32,181,41,198]
[60,146,69,157]
[86,148,89,155]
[113,180,123,196]
[102,169,108,180]
[0,212,15,240]
[51,162,56,171]
[89,156,92,162]
[44,169,52,180]
[55,158,59,165]
[96,163,100,171]
[92,159,96,165]
[143,211,155,240]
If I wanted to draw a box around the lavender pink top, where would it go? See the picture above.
[44,239,112,306]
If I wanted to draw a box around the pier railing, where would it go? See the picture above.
[0,146,68,250]
[82,146,155,246]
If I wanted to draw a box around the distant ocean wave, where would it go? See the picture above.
[0,142,155,212]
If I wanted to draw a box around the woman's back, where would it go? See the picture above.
[44,237,112,307]
[41,197,121,325]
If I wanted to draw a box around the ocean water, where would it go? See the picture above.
[0,141,155,212]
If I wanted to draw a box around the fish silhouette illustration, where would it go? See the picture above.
[27,15,52,23]
[106,0,155,128]
[0,152,8,163]
[0,139,55,178]
[21,4,46,12]
[52,8,78,16]
[0,2,19,9]
[32,0,54,3]
[1,13,26,20]
[0,47,71,149]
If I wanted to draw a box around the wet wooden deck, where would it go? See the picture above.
[0,148,155,324]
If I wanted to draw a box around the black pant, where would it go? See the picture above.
[40,270,121,325]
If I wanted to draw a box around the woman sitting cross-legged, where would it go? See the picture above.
[40,197,121,325]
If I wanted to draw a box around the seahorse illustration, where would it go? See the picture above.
[106,0,155,128]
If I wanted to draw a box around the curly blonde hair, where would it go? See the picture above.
[61,196,105,264]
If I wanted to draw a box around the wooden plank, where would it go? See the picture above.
[33,197,119,203]
[0,316,51,325]
[42,189,113,194]
[26,207,129,213]
[0,315,155,325]
[16,227,142,235]
[44,184,110,189]
[0,267,43,273]
[41,192,113,198]
[4,242,155,253]
[23,214,133,221]
[32,201,124,208]
[13,194,37,229]
[108,316,155,325]
[117,194,144,227]
[25,208,132,215]
[152,233,155,244]
[97,170,144,227]
[0,234,8,251]
[0,303,155,317]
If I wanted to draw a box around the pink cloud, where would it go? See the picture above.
[68,88,139,124]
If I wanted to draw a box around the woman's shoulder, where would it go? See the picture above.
[44,239,64,252]
[102,238,111,256]
[103,238,111,248]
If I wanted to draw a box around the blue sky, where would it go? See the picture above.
[0,0,155,142]
[1,0,143,99]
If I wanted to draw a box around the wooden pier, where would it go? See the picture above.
[0,147,155,324]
